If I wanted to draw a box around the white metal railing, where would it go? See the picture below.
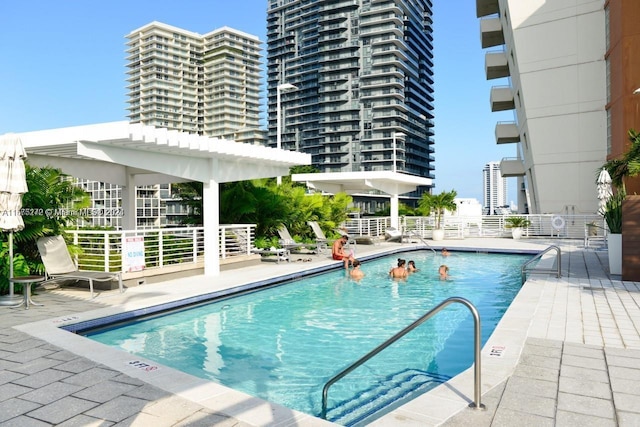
[62,215,605,273]
[342,217,390,237]
[66,224,255,273]
[219,224,256,259]
[343,214,605,240]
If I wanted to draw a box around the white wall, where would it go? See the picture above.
[505,0,607,214]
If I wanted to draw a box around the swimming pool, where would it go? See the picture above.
[83,250,530,425]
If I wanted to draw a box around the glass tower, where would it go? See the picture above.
[267,0,435,209]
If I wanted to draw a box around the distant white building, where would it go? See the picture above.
[482,161,507,215]
[453,198,483,217]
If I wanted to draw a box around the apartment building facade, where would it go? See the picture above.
[482,161,507,215]
[126,22,264,143]
[477,0,608,215]
[266,0,435,212]
[78,22,266,229]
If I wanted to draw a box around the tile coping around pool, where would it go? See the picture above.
[14,243,549,427]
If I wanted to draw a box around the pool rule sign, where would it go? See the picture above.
[489,345,505,357]
[124,236,145,272]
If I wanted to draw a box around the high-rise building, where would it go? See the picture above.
[476,0,625,215]
[126,22,265,144]
[78,22,266,229]
[266,0,435,212]
[482,161,507,215]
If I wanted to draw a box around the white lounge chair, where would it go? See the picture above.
[251,247,290,263]
[277,225,317,254]
[307,221,336,253]
[385,227,403,243]
[36,235,124,298]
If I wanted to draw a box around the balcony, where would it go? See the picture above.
[490,86,515,112]
[485,51,509,80]
[480,17,504,49]
[495,121,520,144]
[476,0,499,18]
[500,158,525,177]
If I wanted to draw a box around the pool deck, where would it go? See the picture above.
[1,238,639,426]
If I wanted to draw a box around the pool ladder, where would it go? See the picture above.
[320,297,485,420]
[521,245,561,283]
[404,230,437,254]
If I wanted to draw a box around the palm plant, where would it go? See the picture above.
[418,190,457,229]
[505,216,532,228]
[602,191,624,234]
[603,129,640,193]
[1,164,90,294]
[600,129,640,235]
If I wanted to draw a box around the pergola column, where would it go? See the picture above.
[390,194,400,229]
[203,160,220,276]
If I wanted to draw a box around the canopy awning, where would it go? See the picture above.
[292,171,432,228]
[293,171,431,195]
[12,121,311,277]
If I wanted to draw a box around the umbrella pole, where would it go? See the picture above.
[8,231,14,297]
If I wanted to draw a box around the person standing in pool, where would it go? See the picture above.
[349,259,365,280]
[407,260,418,273]
[442,248,450,257]
[389,258,408,279]
[439,264,449,280]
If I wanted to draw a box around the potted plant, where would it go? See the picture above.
[602,191,624,275]
[601,128,640,278]
[418,190,457,241]
[504,216,532,240]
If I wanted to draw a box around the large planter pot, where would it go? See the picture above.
[432,229,445,241]
[511,227,523,240]
[608,233,622,275]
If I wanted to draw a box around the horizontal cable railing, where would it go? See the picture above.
[66,224,255,273]
[62,215,604,273]
[344,214,605,240]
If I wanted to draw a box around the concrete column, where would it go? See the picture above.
[203,160,220,276]
[120,169,136,230]
[390,194,399,229]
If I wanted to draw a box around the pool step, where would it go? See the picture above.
[325,368,450,426]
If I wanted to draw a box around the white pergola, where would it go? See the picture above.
[14,121,311,276]
[292,171,433,229]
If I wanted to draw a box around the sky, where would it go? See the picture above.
[0,0,516,203]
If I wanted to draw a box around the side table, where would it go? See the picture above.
[9,276,45,310]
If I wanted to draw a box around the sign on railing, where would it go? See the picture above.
[67,224,255,273]
[123,236,145,272]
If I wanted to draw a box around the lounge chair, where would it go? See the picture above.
[251,246,290,263]
[385,227,424,243]
[385,227,403,243]
[277,225,317,254]
[307,221,336,254]
[36,235,124,298]
[336,227,378,246]
[584,221,607,249]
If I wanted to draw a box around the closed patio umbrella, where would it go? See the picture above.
[596,168,613,216]
[0,133,28,301]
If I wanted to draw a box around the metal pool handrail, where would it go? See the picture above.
[320,297,485,420]
[521,245,561,281]
[405,230,437,254]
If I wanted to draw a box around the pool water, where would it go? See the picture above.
[86,251,530,425]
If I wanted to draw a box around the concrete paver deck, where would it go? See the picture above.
[1,238,638,426]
